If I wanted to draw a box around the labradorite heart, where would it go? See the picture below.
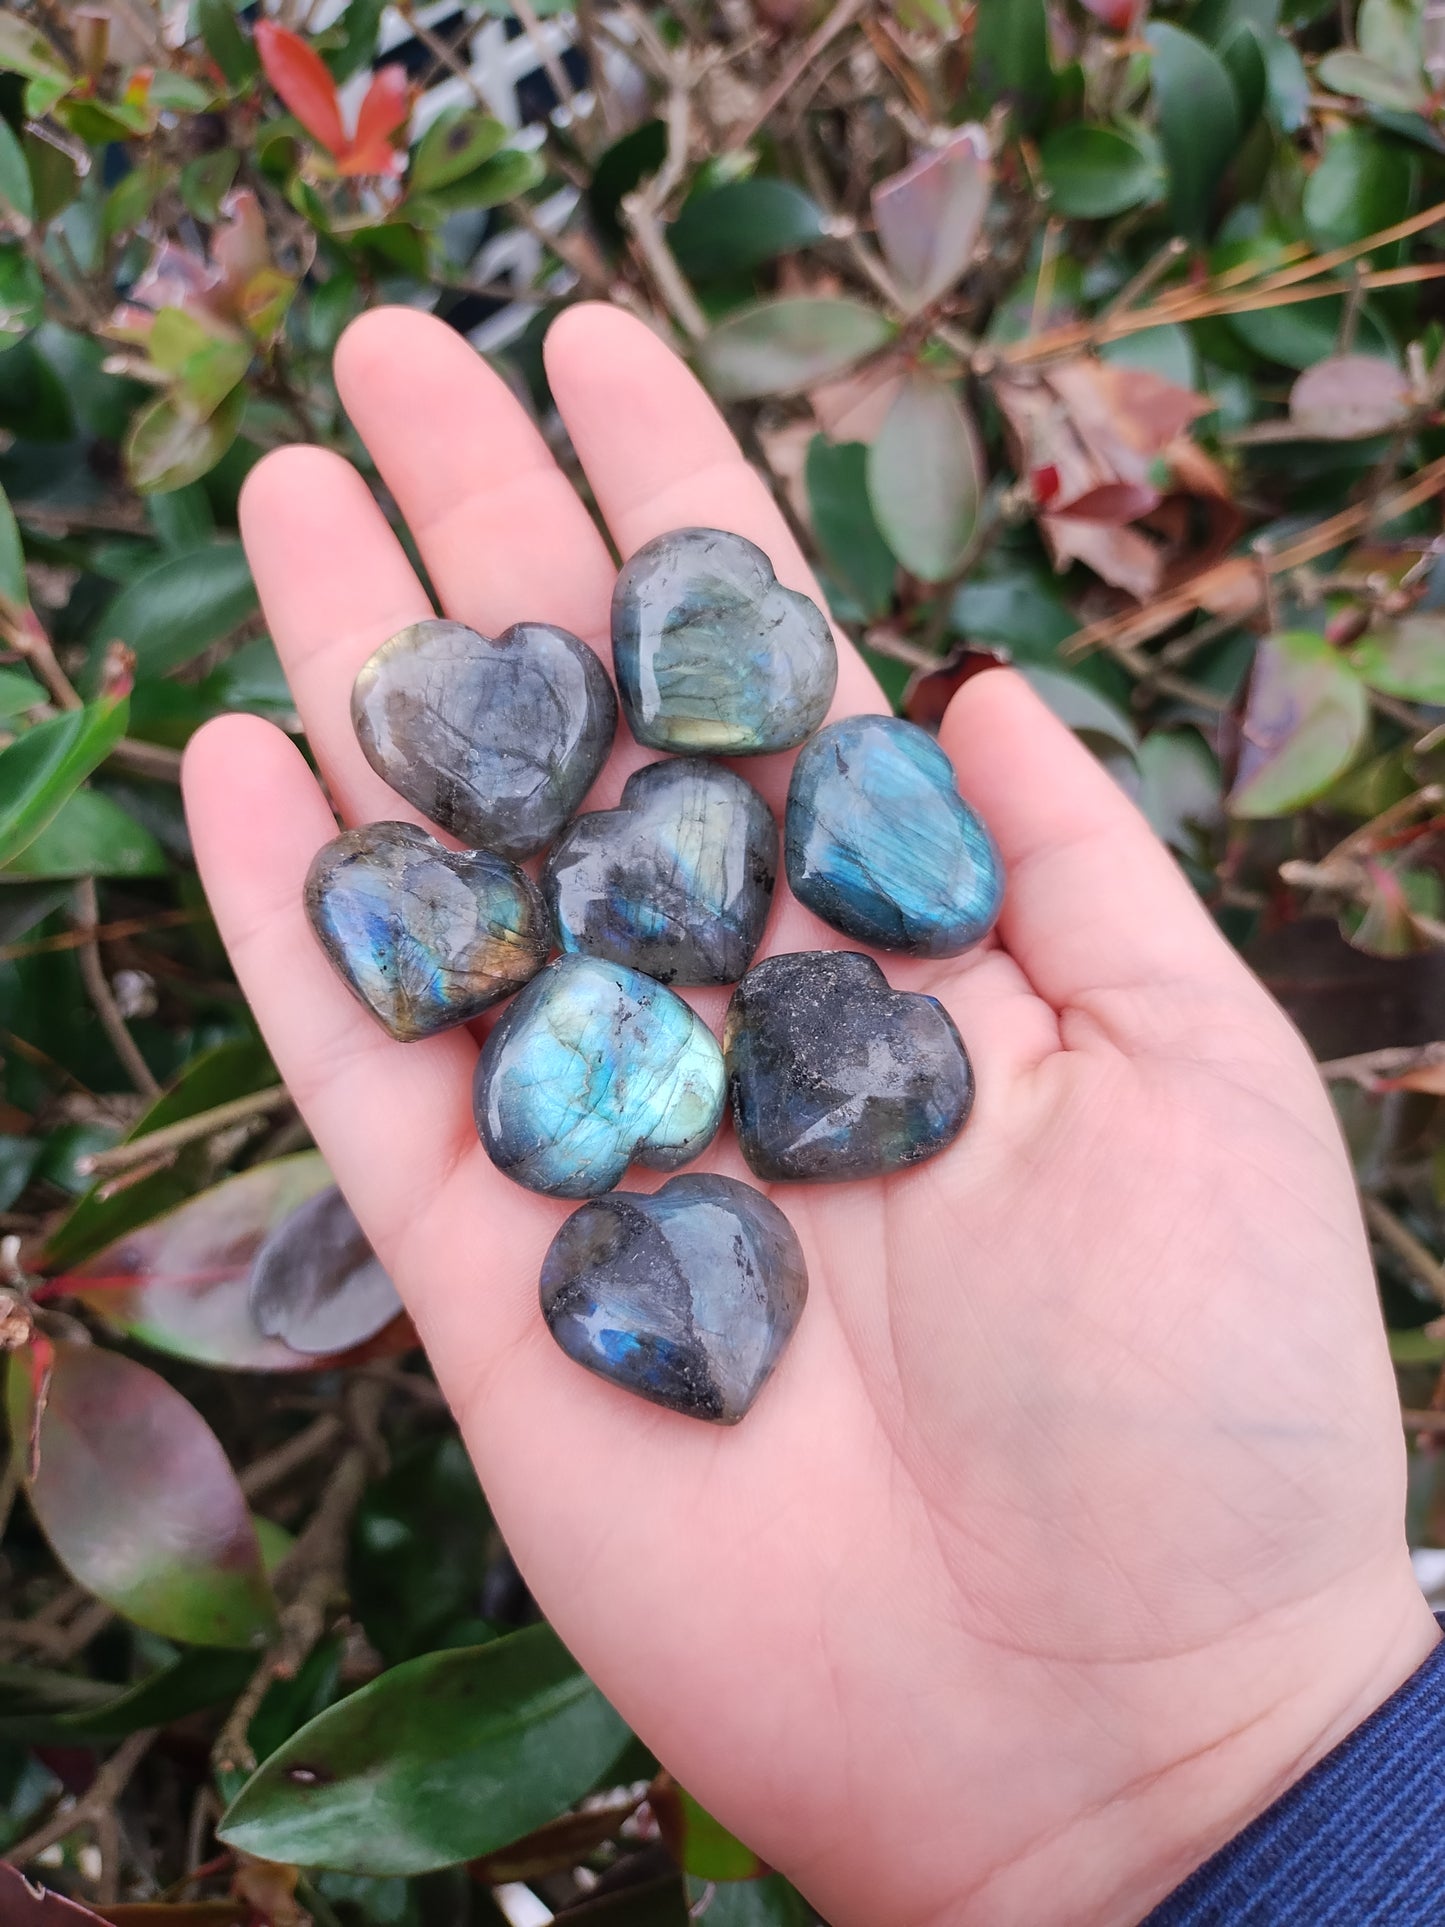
[785,715,1004,957]
[725,950,974,1182]
[352,618,617,860]
[304,821,551,1042]
[473,954,726,1198]
[611,528,838,754]
[543,757,778,987]
[539,1173,808,1423]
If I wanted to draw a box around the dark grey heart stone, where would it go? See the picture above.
[724,950,974,1182]
[539,1173,808,1423]
[304,821,551,1042]
[543,757,778,986]
[352,618,617,859]
[611,528,837,755]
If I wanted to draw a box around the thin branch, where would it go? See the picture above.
[239,1414,345,1502]
[1321,1043,1445,1088]
[73,880,160,1099]
[7,1729,156,1869]
[727,0,870,150]
[74,1086,293,1180]
[1365,1196,1445,1309]
[512,0,580,121]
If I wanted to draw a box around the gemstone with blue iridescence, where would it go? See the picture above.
[785,715,1004,957]
[539,1173,808,1423]
[543,757,777,986]
[725,950,974,1182]
[473,954,726,1198]
[352,618,617,860]
[611,527,837,754]
[304,821,550,1043]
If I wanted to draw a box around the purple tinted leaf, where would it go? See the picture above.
[6,1342,278,1648]
[1290,355,1413,439]
[1228,630,1369,818]
[248,1185,403,1356]
[0,1866,109,1926]
[866,374,984,581]
[872,126,992,311]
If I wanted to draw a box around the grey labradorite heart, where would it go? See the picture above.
[352,618,617,860]
[786,715,1004,957]
[543,758,778,987]
[305,822,550,1042]
[725,951,974,1182]
[540,1174,808,1423]
[612,528,838,754]
[474,954,726,1198]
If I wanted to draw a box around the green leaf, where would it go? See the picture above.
[218,1625,630,1875]
[1350,614,1445,703]
[148,308,252,422]
[0,478,25,609]
[653,1779,763,1881]
[99,540,258,678]
[1138,730,1223,851]
[149,482,216,552]
[7,1342,278,1647]
[1303,125,1415,253]
[104,165,160,241]
[1099,321,1199,388]
[1359,0,1425,83]
[52,1151,355,1373]
[972,0,1053,130]
[2,788,165,879]
[149,70,215,114]
[1148,23,1242,240]
[1315,48,1427,109]
[349,1432,494,1666]
[0,695,128,868]
[196,0,259,88]
[1228,630,1370,816]
[689,1874,809,1927]
[669,179,825,280]
[951,568,1076,654]
[0,16,70,83]
[124,386,245,495]
[409,105,508,192]
[0,1136,39,1211]
[0,243,44,353]
[805,437,896,621]
[1021,665,1138,761]
[180,147,241,223]
[1264,37,1311,128]
[1219,18,1268,125]
[1040,124,1163,219]
[326,0,388,83]
[700,297,896,401]
[867,375,983,583]
[0,116,33,224]
[408,147,544,217]
[52,1646,257,1740]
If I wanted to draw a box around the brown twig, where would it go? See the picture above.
[7,1728,156,1870]
[73,880,160,1099]
[0,908,205,965]
[1365,1196,1445,1309]
[213,1381,386,1776]
[74,1086,294,1180]
[728,0,870,150]
[1321,1043,1445,1089]
[239,1414,346,1502]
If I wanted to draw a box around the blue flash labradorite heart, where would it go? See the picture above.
[540,1174,807,1423]
[725,951,974,1182]
[611,528,838,754]
[543,758,778,987]
[304,822,550,1043]
[352,618,617,860]
[786,716,1004,957]
[474,954,726,1198]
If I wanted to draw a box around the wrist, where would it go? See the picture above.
[962,1562,1441,1927]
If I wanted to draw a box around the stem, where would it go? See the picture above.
[6,1729,156,1870]
[74,1085,294,1180]
[73,880,160,1099]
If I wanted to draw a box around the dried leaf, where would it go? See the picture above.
[248,1185,403,1356]
[1290,355,1413,439]
[872,126,992,312]
[1228,631,1369,817]
[1042,514,1163,598]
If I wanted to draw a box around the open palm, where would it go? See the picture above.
[184,304,1436,1927]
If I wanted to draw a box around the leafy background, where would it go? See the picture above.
[4,0,1445,1920]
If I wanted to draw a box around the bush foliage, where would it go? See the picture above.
[3,0,1445,1919]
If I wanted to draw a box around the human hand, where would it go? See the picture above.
[182,304,1437,1927]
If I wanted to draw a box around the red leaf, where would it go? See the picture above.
[1032,463,1060,506]
[254,20,346,158]
[0,1864,110,1926]
[1080,0,1146,28]
[338,63,411,177]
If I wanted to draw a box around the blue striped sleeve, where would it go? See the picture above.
[1143,1618,1445,1924]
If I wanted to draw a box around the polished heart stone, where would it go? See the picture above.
[474,954,726,1198]
[352,618,617,860]
[539,1174,807,1423]
[785,715,1003,957]
[725,950,974,1182]
[611,527,837,754]
[305,822,550,1042]
[543,758,778,987]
